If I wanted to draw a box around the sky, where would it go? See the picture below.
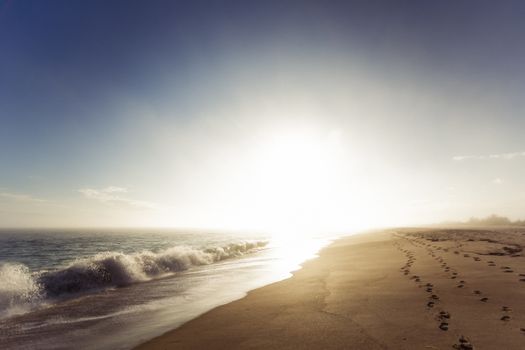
[1,0,525,232]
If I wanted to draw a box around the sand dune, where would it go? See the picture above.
[136,228,525,349]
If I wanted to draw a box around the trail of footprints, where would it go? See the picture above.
[393,233,525,349]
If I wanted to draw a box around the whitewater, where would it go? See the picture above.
[0,229,329,350]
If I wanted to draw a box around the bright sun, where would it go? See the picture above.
[250,127,352,238]
[154,125,377,235]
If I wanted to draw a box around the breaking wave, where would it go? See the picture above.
[0,241,267,318]
[0,263,42,318]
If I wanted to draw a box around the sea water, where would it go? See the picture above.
[0,228,331,349]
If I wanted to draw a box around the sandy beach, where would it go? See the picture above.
[135,228,525,350]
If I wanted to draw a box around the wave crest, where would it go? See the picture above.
[0,240,267,315]
[0,263,42,317]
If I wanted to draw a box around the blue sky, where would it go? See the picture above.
[1,1,525,229]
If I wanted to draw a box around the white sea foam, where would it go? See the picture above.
[0,241,267,318]
[0,263,43,318]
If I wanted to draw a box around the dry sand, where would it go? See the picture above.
[135,228,525,349]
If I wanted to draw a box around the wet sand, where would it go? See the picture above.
[136,228,525,349]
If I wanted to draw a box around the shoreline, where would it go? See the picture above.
[135,228,525,349]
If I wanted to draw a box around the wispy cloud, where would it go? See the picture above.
[452,151,525,161]
[78,186,159,209]
[0,192,48,203]
[492,178,503,185]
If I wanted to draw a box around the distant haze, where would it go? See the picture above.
[1,1,525,232]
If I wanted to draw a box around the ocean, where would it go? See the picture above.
[0,228,331,349]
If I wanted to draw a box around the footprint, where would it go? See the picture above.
[453,335,474,350]
[480,297,489,302]
[501,315,511,321]
[502,306,512,312]
[473,290,481,295]
[439,322,449,331]
[439,311,451,319]
[427,301,435,308]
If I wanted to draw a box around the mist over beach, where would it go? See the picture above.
[2,1,525,349]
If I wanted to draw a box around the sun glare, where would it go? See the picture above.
[250,127,352,238]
